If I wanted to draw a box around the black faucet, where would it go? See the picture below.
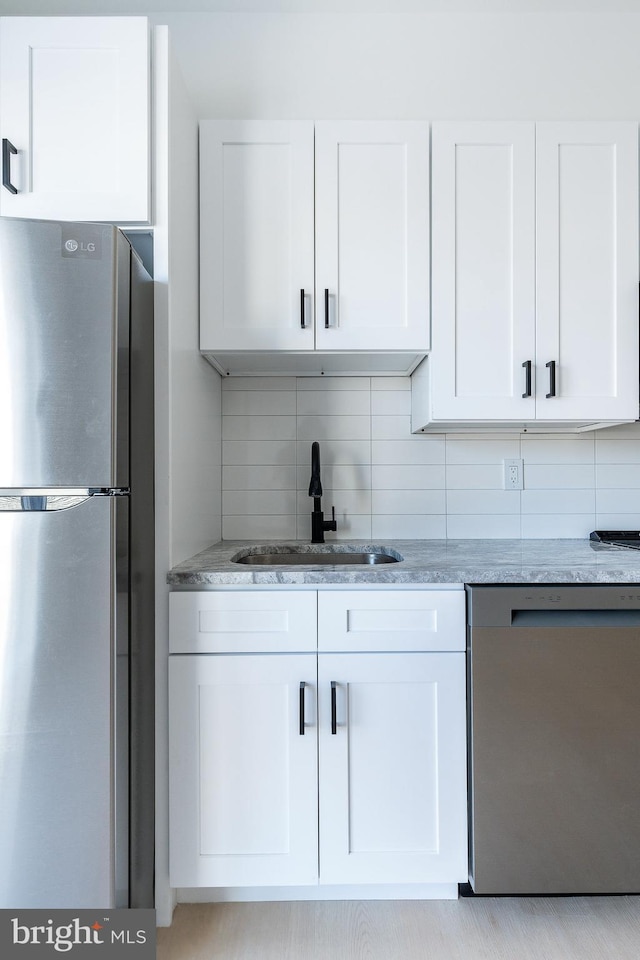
[309,441,337,543]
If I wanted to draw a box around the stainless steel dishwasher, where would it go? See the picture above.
[467,584,640,895]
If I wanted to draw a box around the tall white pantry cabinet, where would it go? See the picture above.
[168,589,468,895]
[0,16,150,223]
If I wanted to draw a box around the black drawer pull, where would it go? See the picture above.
[522,360,532,398]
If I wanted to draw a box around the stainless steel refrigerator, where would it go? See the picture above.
[0,218,155,908]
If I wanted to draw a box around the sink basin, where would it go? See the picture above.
[231,546,403,566]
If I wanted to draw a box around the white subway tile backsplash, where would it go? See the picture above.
[521,436,594,464]
[222,390,296,416]
[372,438,445,465]
[223,376,296,392]
[297,513,372,540]
[371,416,413,439]
[446,439,520,464]
[372,489,446,515]
[595,439,640,463]
[223,490,297,516]
[222,515,297,540]
[297,377,370,391]
[595,422,640,439]
[297,415,370,441]
[297,390,371,416]
[222,439,296,466]
[521,515,595,538]
[372,465,445,490]
[595,489,640,513]
[371,390,411,415]
[521,489,596,514]
[445,464,503,490]
[296,489,372,516]
[446,515,521,539]
[222,415,296,441]
[223,465,296,491]
[595,464,640,489]
[596,513,640,529]
[217,376,640,541]
[372,515,447,539]
[525,464,595,489]
[371,377,410,392]
[446,490,520,515]
[297,463,371,491]
[297,439,370,465]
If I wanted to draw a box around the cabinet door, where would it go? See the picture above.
[0,17,149,223]
[315,121,430,352]
[536,122,639,421]
[318,653,467,885]
[200,120,314,352]
[430,122,536,420]
[169,654,318,887]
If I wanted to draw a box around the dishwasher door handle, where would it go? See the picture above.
[510,608,640,628]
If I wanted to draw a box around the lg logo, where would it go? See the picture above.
[64,238,96,253]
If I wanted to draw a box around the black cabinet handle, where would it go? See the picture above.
[331,681,337,735]
[324,288,330,329]
[2,139,17,194]
[299,681,306,735]
[522,360,532,398]
[546,360,557,398]
[300,289,306,329]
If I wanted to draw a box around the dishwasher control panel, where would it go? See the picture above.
[466,584,640,626]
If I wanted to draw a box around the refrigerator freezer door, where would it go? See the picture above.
[0,494,128,908]
[0,218,129,488]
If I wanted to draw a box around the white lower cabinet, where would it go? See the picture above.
[169,652,318,887]
[169,589,468,892]
[317,651,467,885]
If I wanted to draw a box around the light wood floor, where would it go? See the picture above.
[157,897,640,960]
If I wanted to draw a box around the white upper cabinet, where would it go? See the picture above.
[535,122,639,422]
[314,121,430,352]
[430,122,536,422]
[199,119,430,374]
[199,121,315,353]
[0,17,150,223]
[414,120,639,431]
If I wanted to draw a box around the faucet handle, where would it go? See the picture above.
[327,505,338,533]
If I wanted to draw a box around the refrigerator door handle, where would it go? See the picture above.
[0,489,129,512]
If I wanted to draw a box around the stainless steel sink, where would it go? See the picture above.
[231,546,402,566]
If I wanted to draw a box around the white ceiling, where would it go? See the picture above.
[2,0,640,14]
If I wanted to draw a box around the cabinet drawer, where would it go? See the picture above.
[170,591,317,653]
[318,590,465,653]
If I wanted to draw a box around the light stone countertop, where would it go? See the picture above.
[167,538,640,587]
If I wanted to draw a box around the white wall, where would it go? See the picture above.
[159,12,640,121]
[153,28,222,926]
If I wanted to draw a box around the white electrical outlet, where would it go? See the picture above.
[503,459,524,490]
